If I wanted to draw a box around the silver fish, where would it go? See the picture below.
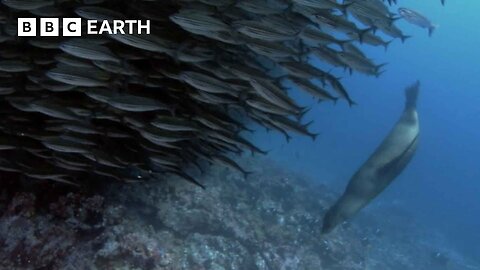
[290,78,338,103]
[170,10,230,32]
[47,66,110,87]
[236,0,288,15]
[59,39,120,63]
[399,7,437,36]
[0,60,32,72]
[180,71,237,95]
[107,95,170,112]
[233,20,297,42]
[1,0,55,11]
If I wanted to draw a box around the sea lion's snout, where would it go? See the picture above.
[321,207,340,234]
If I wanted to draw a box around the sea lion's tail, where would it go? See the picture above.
[405,80,420,109]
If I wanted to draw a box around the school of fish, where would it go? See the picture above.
[0,0,438,187]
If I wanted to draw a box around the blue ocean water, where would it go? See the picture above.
[256,0,480,260]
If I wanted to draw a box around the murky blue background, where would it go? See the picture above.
[255,0,480,259]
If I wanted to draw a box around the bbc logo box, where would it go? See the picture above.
[18,18,82,37]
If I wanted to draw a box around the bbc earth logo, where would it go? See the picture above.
[17,18,151,37]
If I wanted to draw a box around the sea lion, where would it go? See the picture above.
[322,81,421,234]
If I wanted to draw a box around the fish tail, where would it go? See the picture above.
[428,25,436,37]
[389,16,401,26]
[260,148,270,155]
[339,2,353,16]
[375,70,386,78]
[304,120,314,128]
[358,28,372,44]
[400,35,411,43]
[302,121,318,141]
[177,172,206,189]
[405,80,420,109]
[375,63,388,77]
[375,62,388,71]
[275,75,289,84]
[332,97,339,105]
[298,49,309,63]
[285,3,294,13]
[243,171,254,179]
[383,40,393,51]
[338,39,352,51]
[347,99,357,107]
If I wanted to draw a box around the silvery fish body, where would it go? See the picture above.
[170,10,230,32]
[1,0,55,10]
[59,39,120,63]
[399,7,437,36]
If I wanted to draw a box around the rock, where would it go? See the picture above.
[0,158,476,269]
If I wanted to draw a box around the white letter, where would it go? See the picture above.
[63,18,82,37]
[87,20,98,34]
[99,20,112,35]
[40,18,59,37]
[18,18,36,37]
[124,20,136,34]
[113,20,125,35]
[137,20,150,35]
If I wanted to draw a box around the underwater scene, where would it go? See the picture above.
[0,0,478,269]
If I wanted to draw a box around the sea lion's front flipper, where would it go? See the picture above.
[377,134,419,180]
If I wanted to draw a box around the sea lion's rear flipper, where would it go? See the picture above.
[405,81,420,109]
[377,135,419,180]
